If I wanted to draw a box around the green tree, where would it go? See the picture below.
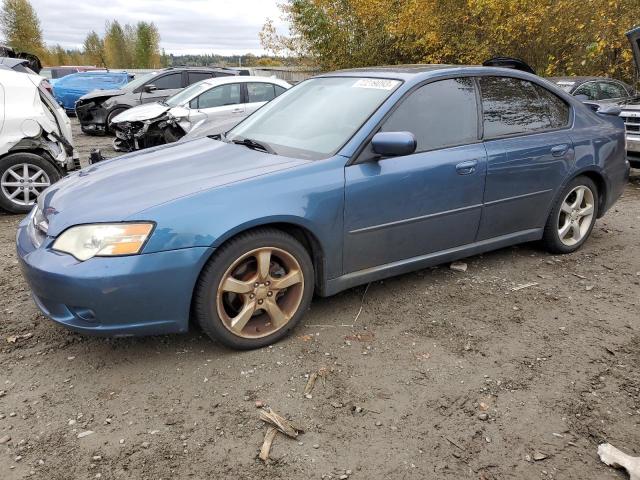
[104,20,129,68]
[134,21,160,68]
[0,0,44,54]
[83,31,105,66]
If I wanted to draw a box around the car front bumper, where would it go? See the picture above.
[16,215,212,337]
[75,101,109,133]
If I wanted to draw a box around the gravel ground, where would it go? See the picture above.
[0,121,639,479]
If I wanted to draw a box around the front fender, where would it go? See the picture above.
[132,156,347,281]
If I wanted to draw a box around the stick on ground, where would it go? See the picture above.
[259,408,303,438]
[259,426,278,462]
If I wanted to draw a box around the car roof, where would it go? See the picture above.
[320,64,547,82]
[0,57,28,68]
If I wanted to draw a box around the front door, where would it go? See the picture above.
[188,83,245,132]
[139,72,183,104]
[344,77,487,273]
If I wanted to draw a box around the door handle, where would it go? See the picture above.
[551,144,570,157]
[232,108,243,113]
[455,160,478,175]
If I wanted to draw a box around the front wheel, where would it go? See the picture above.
[193,229,314,349]
[542,176,598,254]
[0,153,61,214]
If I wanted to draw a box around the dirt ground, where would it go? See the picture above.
[1,120,640,479]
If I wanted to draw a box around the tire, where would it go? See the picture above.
[194,228,314,349]
[0,153,61,214]
[542,176,599,254]
[106,107,128,134]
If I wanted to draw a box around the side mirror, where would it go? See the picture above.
[143,84,158,93]
[597,105,622,116]
[371,131,417,157]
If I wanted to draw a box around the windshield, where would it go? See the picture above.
[165,80,212,107]
[123,72,155,91]
[226,77,401,159]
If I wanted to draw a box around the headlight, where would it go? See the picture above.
[52,223,154,261]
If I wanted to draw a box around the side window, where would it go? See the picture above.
[598,82,628,100]
[151,73,182,90]
[572,82,598,100]
[188,72,213,85]
[381,77,478,152]
[247,82,276,103]
[275,85,287,96]
[192,83,241,109]
[479,76,569,137]
[530,84,570,128]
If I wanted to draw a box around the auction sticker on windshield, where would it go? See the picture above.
[352,79,400,90]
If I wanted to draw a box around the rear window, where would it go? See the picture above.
[247,82,276,103]
[479,76,570,138]
[188,72,213,85]
[152,73,182,90]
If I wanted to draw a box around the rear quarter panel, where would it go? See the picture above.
[568,107,628,215]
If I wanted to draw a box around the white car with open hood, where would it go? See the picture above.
[0,68,77,213]
[110,76,291,152]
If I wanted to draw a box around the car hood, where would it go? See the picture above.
[38,139,309,236]
[112,102,169,123]
[77,88,126,102]
[628,26,640,72]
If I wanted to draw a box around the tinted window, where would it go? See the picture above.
[152,73,182,90]
[531,83,570,128]
[479,77,568,137]
[247,82,276,103]
[598,81,628,100]
[193,83,241,109]
[381,78,478,152]
[188,72,213,84]
[275,85,287,96]
[572,82,598,100]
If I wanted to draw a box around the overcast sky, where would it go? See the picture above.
[28,0,286,55]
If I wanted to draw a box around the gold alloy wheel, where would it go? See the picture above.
[216,247,304,339]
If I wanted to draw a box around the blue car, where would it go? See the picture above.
[52,71,132,112]
[17,65,629,349]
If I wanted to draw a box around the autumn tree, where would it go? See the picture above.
[262,0,640,82]
[0,0,44,55]
[104,20,130,68]
[83,31,105,66]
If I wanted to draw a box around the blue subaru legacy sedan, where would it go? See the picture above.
[17,65,629,349]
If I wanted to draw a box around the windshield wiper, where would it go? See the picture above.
[231,137,276,155]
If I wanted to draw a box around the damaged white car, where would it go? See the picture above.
[110,76,290,152]
[0,69,77,213]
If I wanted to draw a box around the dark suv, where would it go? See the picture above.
[75,67,239,134]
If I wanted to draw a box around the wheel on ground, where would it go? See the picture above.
[542,176,598,254]
[0,153,60,214]
[194,229,314,349]
[106,107,127,134]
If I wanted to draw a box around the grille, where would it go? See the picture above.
[621,112,640,134]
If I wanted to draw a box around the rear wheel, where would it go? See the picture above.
[542,176,598,254]
[0,153,60,214]
[194,229,314,349]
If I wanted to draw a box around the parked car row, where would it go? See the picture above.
[111,76,290,151]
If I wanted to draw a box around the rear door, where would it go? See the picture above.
[476,75,574,240]
[344,77,487,272]
[140,72,183,104]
